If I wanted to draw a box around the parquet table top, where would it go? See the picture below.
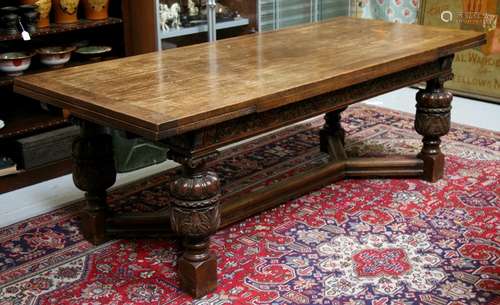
[14,17,485,140]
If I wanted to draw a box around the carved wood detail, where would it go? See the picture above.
[72,121,116,245]
[320,107,347,154]
[166,57,452,155]
[415,57,454,182]
[170,167,221,236]
[168,150,221,298]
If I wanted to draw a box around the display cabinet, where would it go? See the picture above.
[122,0,256,54]
[0,0,125,193]
[258,0,353,31]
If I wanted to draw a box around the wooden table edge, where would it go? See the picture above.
[14,81,161,139]
[13,28,486,142]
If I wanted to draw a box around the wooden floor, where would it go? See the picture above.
[0,88,498,228]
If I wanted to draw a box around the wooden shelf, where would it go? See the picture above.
[0,57,118,88]
[0,108,68,140]
[0,77,13,88]
[160,18,249,39]
[0,17,123,42]
[0,158,72,194]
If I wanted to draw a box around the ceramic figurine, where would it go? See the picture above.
[159,3,171,32]
[170,3,181,29]
[187,0,199,16]
[159,2,181,32]
[200,1,233,19]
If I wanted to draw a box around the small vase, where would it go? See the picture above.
[52,0,80,24]
[81,0,109,20]
[19,4,39,33]
[0,7,19,35]
[35,0,51,27]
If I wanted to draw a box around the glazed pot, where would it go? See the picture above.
[0,52,34,76]
[52,0,79,24]
[0,7,19,35]
[19,4,39,33]
[37,46,76,68]
[35,0,51,27]
[81,0,109,20]
[18,0,51,28]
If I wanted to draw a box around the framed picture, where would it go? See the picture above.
[419,0,500,104]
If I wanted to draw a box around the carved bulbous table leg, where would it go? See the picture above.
[415,78,453,182]
[72,121,116,245]
[320,107,346,150]
[169,153,221,298]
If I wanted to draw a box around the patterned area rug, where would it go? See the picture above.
[0,105,499,305]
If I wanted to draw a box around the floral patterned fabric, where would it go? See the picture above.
[0,105,499,304]
[358,0,420,23]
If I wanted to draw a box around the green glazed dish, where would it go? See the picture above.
[75,46,112,55]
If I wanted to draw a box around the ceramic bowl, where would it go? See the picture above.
[75,45,112,60]
[0,52,34,76]
[36,46,77,68]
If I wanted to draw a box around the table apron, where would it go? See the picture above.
[163,56,454,157]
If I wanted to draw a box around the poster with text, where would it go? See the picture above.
[419,0,499,103]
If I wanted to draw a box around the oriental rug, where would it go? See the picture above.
[0,105,499,305]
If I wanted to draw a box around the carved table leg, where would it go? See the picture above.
[169,152,221,298]
[415,78,453,182]
[72,121,116,245]
[320,107,347,161]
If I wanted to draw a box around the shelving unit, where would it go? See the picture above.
[0,17,123,42]
[0,0,125,194]
[0,109,69,141]
[1,0,253,192]
[0,159,73,194]
[0,56,118,89]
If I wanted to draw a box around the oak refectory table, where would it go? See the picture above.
[14,17,485,298]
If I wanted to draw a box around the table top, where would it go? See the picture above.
[14,17,485,141]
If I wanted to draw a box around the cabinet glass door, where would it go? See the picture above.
[318,0,350,20]
[277,0,314,29]
[259,0,277,32]
[258,0,351,32]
